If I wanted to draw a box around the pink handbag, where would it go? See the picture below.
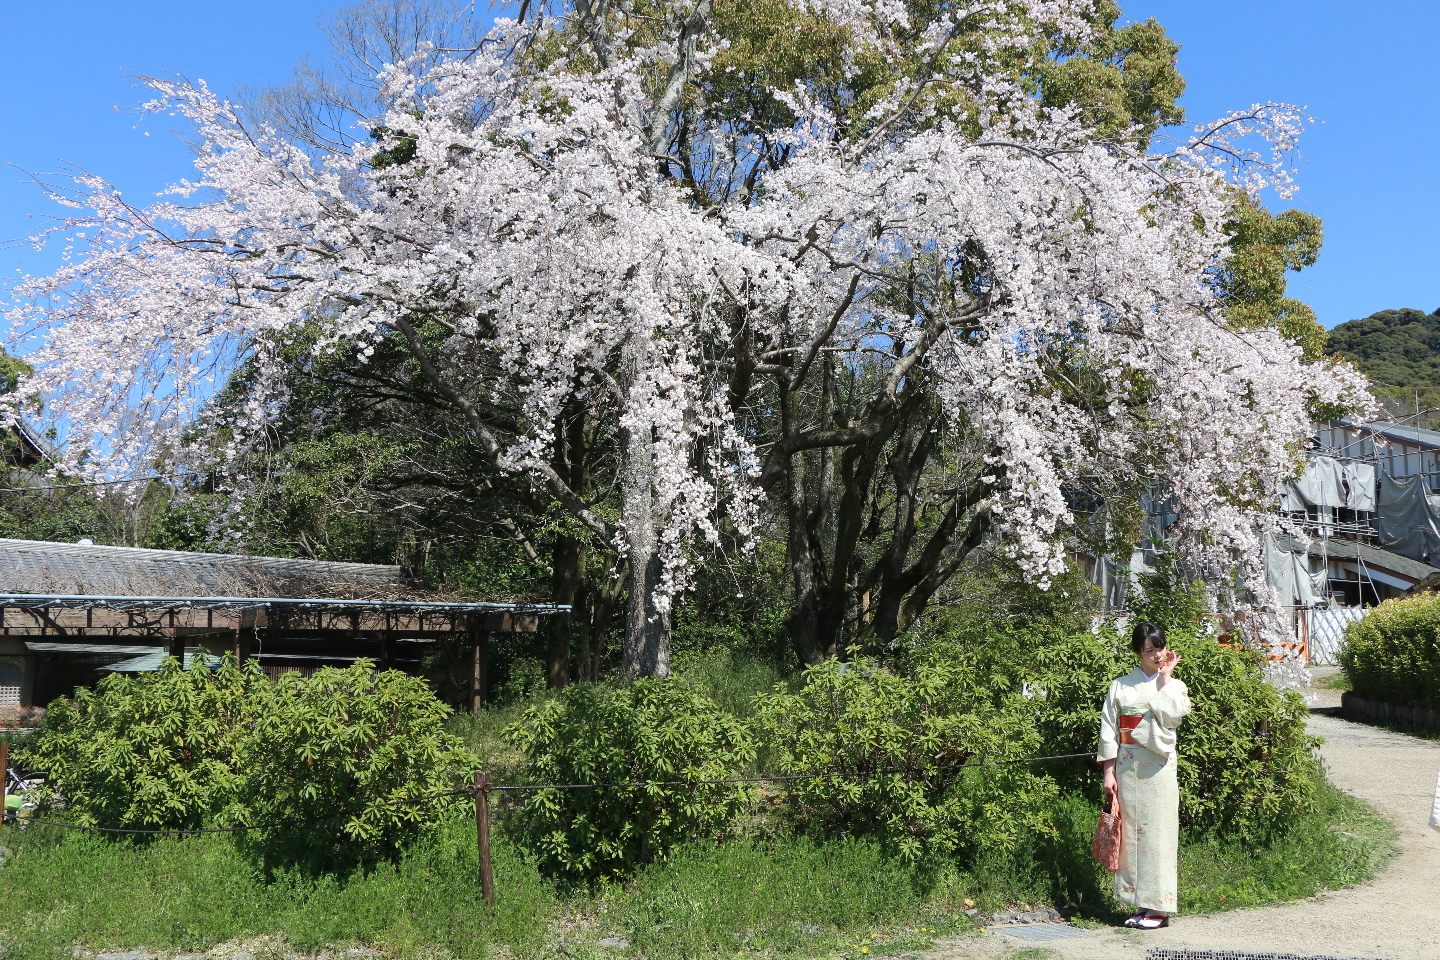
[1092,797,1122,872]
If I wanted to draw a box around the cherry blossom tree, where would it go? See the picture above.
[6,0,1369,675]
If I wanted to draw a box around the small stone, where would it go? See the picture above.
[964,909,978,917]
[597,938,630,949]
[97,953,153,960]
[227,953,256,960]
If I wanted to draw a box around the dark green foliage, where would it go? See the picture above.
[504,679,756,881]
[21,660,475,873]
[0,486,108,544]
[0,345,32,396]
[1039,4,1186,145]
[1327,307,1440,427]
[1340,592,1440,709]
[1215,194,1327,359]
[753,658,1059,863]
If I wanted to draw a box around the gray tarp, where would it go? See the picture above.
[1293,551,1319,606]
[1262,532,1322,607]
[1289,456,1377,512]
[1295,456,1347,508]
[1281,482,1307,512]
[1375,472,1440,565]
[1263,533,1298,606]
[1344,462,1377,511]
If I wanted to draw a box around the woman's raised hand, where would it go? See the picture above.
[1158,649,1182,679]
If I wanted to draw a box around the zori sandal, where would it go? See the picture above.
[1133,914,1169,929]
[1123,913,1148,928]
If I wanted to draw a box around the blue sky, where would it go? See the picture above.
[2,0,1436,332]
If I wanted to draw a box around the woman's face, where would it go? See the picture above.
[1139,641,1170,674]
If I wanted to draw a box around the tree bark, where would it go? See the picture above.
[619,337,672,678]
[547,536,582,688]
[545,398,593,689]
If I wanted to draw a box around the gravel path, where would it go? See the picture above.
[925,698,1440,960]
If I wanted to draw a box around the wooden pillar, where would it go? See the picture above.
[231,613,250,665]
[380,633,395,672]
[166,628,185,665]
[469,620,488,713]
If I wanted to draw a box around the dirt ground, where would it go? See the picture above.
[922,692,1440,960]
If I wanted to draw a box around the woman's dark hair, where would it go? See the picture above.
[1131,621,1167,654]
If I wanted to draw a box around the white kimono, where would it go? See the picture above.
[1098,668,1192,914]
[1430,765,1440,832]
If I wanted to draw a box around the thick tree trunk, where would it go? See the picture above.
[780,378,825,665]
[619,337,672,678]
[545,398,592,689]
[547,536,583,688]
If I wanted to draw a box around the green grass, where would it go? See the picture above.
[0,768,1398,958]
[1179,774,1399,914]
[0,817,558,959]
[1313,671,1352,691]
[0,822,980,960]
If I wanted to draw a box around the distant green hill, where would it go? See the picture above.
[1328,308,1440,426]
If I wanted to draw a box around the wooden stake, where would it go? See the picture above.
[474,770,494,909]
[1,740,9,840]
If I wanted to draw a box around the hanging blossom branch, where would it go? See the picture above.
[5,0,1369,622]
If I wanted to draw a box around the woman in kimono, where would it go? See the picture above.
[1098,622,1192,929]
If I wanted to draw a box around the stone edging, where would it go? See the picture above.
[1341,691,1440,732]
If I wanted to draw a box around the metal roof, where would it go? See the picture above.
[1340,419,1440,453]
[99,650,221,673]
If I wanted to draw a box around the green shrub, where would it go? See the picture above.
[228,662,476,874]
[1340,593,1440,709]
[20,658,261,830]
[943,625,1319,841]
[752,658,1059,863]
[505,679,755,881]
[21,659,475,873]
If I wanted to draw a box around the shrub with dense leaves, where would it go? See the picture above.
[22,659,474,872]
[21,658,260,830]
[227,662,477,873]
[752,658,1059,863]
[949,625,1318,841]
[1340,593,1440,709]
[505,679,755,881]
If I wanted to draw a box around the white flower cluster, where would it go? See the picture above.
[5,0,1369,609]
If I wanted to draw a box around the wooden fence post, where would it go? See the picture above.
[0,739,9,840]
[474,770,494,909]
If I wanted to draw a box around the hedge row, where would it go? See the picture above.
[1340,593,1440,709]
